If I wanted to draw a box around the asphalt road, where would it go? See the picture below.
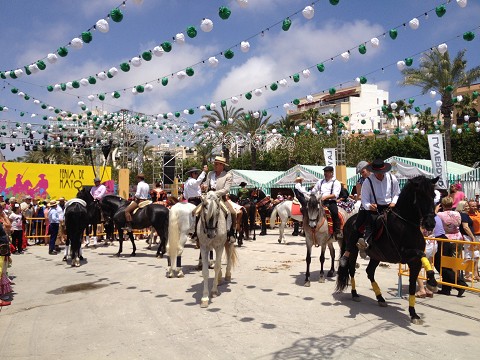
[1,230,479,360]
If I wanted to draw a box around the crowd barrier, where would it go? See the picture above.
[23,217,151,245]
[398,236,480,296]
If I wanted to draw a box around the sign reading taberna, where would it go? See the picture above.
[323,148,337,177]
[0,162,112,200]
[427,134,448,189]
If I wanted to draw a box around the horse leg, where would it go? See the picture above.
[116,229,123,257]
[319,244,326,283]
[327,241,336,278]
[92,224,97,248]
[278,220,285,244]
[129,231,136,256]
[259,212,267,236]
[408,259,424,324]
[304,245,312,287]
[156,220,168,259]
[211,247,224,298]
[176,256,184,278]
[200,247,210,308]
[365,259,386,307]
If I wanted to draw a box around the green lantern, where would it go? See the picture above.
[162,42,172,52]
[11,88,18,94]
[245,92,252,100]
[270,83,278,91]
[292,73,300,83]
[72,81,80,88]
[135,85,144,93]
[329,0,340,5]
[9,71,17,79]
[186,26,197,38]
[414,106,421,112]
[175,112,180,118]
[361,119,366,125]
[435,5,446,17]
[472,91,479,99]
[293,99,300,105]
[0,72,6,79]
[343,116,349,122]
[57,47,68,57]
[120,62,130,72]
[445,85,453,92]
[405,58,413,66]
[37,60,46,70]
[60,83,66,91]
[389,29,398,40]
[218,6,231,20]
[262,110,267,116]
[161,77,168,86]
[188,109,194,115]
[408,98,415,104]
[358,44,367,54]
[224,49,234,59]
[185,67,194,76]
[316,63,325,72]
[110,8,123,22]
[99,94,105,101]
[359,76,367,84]
[463,31,475,41]
[329,88,336,95]
[24,66,31,75]
[221,100,227,107]
[142,51,152,61]
[282,18,292,31]
[82,31,92,43]
[88,76,96,84]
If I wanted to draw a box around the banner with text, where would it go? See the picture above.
[427,134,448,189]
[0,162,112,200]
[323,148,337,177]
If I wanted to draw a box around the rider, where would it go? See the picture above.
[237,181,250,206]
[312,166,342,238]
[294,176,309,209]
[203,156,237,244]
[124,173,150,232]
[340,160,370,266]
[357,158,400,257]
[184,166,208,206]
[150,181,168,204]
[88,177,107,246]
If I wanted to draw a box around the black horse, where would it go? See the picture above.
[100,195,169,257]
[64,201,88,267]
[335,175,439,324]
[228,194,251,246]
[76,187,103,247]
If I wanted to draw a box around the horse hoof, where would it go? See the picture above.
[411,318,423,325]
[200,299,209,308]
[225,275,232,282]
[166,271,173,278]
[304,281,311,287]
[75,259,80,267]
[318,277,325,283]
[177,271,184,278]
[115,253,121,257]
[277,239,282,243]
[378,301,388,307]
[62,256,67,262]
[130,253,136,257]
[211,291,220,298]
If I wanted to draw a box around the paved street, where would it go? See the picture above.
[1,230,479,360]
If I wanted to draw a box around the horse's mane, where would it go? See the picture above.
[204,192,219,221]
[306,193,323,219]
[399,176,434,201]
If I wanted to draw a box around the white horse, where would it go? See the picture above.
[166,202,196,278]
[197,192,238,308]
[270,198,360,244]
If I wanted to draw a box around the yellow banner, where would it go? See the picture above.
[0,162,112,200]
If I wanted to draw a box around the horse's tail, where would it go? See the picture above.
[167,205,180,259]
[270,205,278,229]
[225,241,238,268]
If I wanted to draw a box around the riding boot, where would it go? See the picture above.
[227,213,237,244]
[260,222,267,236]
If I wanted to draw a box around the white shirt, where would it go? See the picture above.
[312,177,341,199]
[361,173,400,210]
[183,171,206,200]
[294,182,310,196]
[56,205,64,221]
[135,180,150,200]
[90,184,107,200]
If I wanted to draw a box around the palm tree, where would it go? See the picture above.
[454,93,479,124]
[302,108,320,128]
[197,106,245,163]
[271,115,302,137]
[194,142,214,165]
[402,49,480,160]
[235,111,271,170]
[415,107,437,132]
[381,99,413,130]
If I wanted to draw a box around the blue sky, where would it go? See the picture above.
[0,0,479,160]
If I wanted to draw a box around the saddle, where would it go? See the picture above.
[256,196,271,208]
[322,207,346,235]
[65,198,87,209]
[291,202,302,216]
[132,200,152,215]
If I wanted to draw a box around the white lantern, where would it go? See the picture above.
[370,37,380,48]
[438,43,448,54]
[436,100,443,107]
[200,19,214,32]
[390,102,398,110]
[430,90,437,98]
[240,41,250,53]
[409,18,420,30]
[302,6,314,19]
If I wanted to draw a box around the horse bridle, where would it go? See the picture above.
[201,205,220,234]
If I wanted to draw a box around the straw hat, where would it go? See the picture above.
[49,200,58,207]
[295,176,303,183]
[214,156,229,166]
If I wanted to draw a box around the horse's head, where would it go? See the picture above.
[200,191,221,239]
[305,193,323,229]
[76,187,93,204]
[404,176,438,231]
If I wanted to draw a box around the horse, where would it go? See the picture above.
[76,187,103,247]
[64,199,89,267]
[197,191,238,308]
[335,175,439,324]
[227,194,250,246]
[147,196,180,250]
[166,201,196,278]
[100,195,169,258]
[251,188,273,236]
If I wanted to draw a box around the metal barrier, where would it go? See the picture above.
[24,217,151,245]
[398,236,480,296]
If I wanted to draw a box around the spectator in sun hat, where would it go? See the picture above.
[47,200,60,255]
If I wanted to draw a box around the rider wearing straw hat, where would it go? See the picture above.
[203,156,237,243]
